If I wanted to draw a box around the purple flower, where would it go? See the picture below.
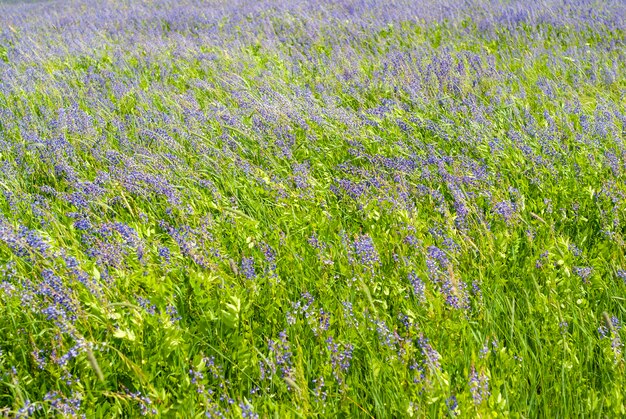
[326,337,354,384]
[427,246,449,273]
[536,251,549,269]
[137,297,157,315]
[445,396,458,414]
[262,330,293,383]
[239,402,258,419]
[240,257,256,280]
[126,391,157,416]
[32,349,46,370]
[352,235,380,268]
[166,304,181,322]
[493,200,517,223]
[16,400,41,418]
[569,244,582,257]
[260,242,277,278]
[44,391,82,417]
[408,272,426,301]
[469,366,490,405]
[158,246,171,263]
[312,376,327,402]
[574,266,593,282]
[342,301,359,327]
[417,335,441,372]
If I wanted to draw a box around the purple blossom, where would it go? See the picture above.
[468,366,490,405]
[445,396,458,414]
[493,200,517,223]
[166,304,181,322]
[57,340,85,367]
[326,337,354,385]
[443,279,470,310]
[312,376,327,402]
[569,244,582,257]
[158,246,171,263]
[44,391,82,417]
[240,257,256,280]
[408,272,426,301]
[426,246,449,274]
[352,235,380,268]
[239,402,258,419]
[137,297,157,315]
[16,400,41,418]
[342,301,359,327]
[260,242,277,278]
[536,251,549,269]
[127,391,157,416]
[32,349,46,370]
[574,266,593,282]
[262,330,293,383]
[417,335,441,372]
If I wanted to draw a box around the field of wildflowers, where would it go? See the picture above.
[0,0,625,417]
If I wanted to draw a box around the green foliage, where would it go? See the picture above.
[0,0,625,417]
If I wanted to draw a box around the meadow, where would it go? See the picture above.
[0,0,625,417]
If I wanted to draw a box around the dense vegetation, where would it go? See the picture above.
[0,0,625,416]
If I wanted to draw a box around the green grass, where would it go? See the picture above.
[0,0,625,417]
